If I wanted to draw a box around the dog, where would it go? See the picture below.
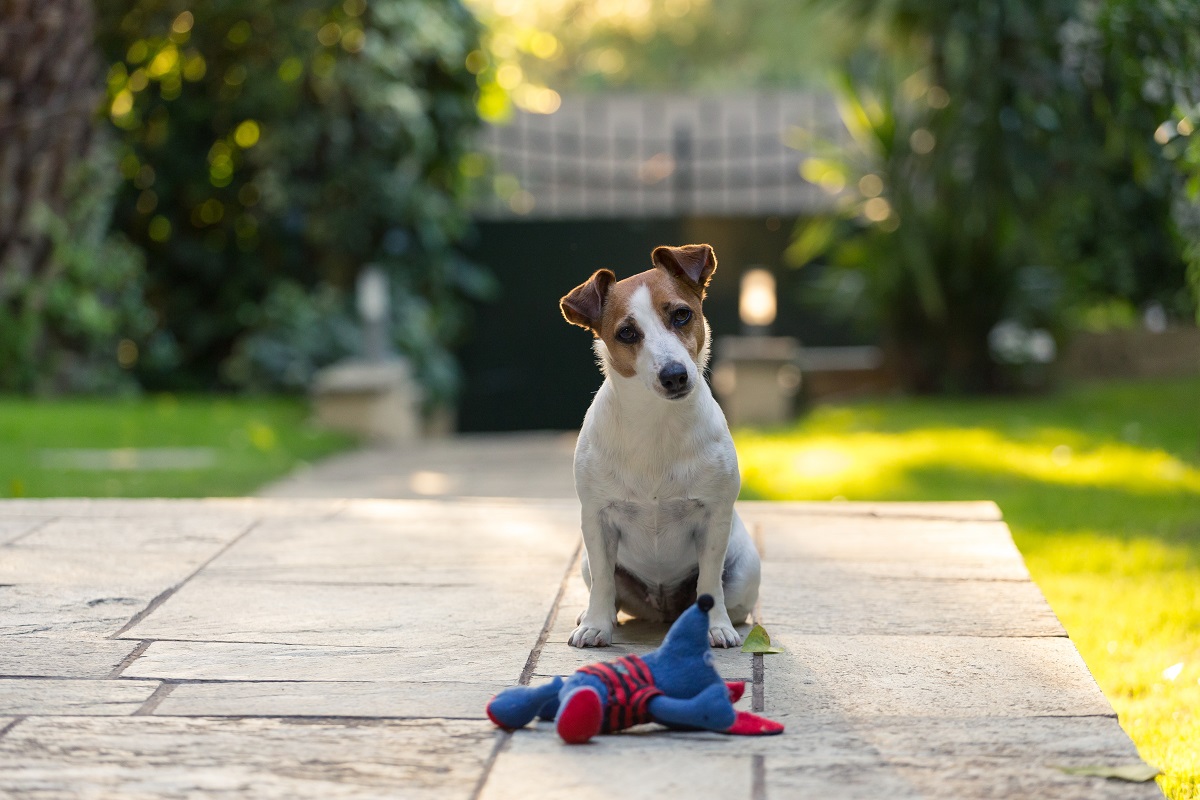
[559,243,761,648]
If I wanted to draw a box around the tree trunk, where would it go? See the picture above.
[0,0,100,298]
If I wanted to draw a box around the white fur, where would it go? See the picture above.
[569,286,761,648]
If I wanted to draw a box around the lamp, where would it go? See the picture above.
[739,268,776,332]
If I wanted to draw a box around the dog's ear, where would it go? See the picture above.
[652,244,717,296]
[561,269,616,334]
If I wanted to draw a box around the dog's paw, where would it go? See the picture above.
[568,622,613,648]
[708,622,743,648]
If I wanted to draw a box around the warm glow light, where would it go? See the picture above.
[739,269,776,328]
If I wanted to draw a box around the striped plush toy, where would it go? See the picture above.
[486,594,784,744]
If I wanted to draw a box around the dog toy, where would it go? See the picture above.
[486,594,784,743]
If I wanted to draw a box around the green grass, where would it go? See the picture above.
[0,395,355,498]
[734,378,1200,799]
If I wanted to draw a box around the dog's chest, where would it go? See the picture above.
[599,495,710,581]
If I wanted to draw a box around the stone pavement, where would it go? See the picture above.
[0,490,1161,798]
[258,432,580,500]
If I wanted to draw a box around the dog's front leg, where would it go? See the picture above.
[696,504,741,648]
[570,507,617,647]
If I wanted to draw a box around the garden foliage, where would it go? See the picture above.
[96,0,490,401]
[794,0,1200,392]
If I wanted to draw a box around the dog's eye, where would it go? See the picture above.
[616,326,641,344]
[671,308,693,327]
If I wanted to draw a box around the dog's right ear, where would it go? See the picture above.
[560,269,616,335]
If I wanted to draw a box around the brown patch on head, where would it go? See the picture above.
[560,269,615,334]
[651,243,717,298]
[596,269,708,379]
[561,245,717,382]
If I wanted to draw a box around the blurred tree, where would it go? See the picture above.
[792,0,1196,392]
[96,0,491,402]
[0,0,156,393]
[1098,0,1200,325]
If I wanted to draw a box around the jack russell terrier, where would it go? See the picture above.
[560,243,760,648]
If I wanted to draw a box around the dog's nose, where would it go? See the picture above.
[658,362,689,393]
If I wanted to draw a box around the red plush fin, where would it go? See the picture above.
[726,681,746,704]
[485,700,514,731]
[556,687,603,744]
[725,711,785,736]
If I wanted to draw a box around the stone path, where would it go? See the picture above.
[0,493,1160,798]
[257,432,580,500]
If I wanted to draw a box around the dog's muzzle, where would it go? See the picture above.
[658,362,691,399]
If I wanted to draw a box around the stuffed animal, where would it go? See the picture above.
[486,594,784,743]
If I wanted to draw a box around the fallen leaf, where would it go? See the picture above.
[1057,763,1161,782]
[741,624,783,654]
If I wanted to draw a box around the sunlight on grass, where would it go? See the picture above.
[737,428,1200,501]
[734,378,1200,799]
[0,396,353,497]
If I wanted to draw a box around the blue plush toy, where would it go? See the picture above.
[487,594,784,743]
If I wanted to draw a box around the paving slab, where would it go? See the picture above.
[155,681,505,719]
[0,636,144,679]
[125,640,534,685]
[749,514,1030,580]
[760,635,1115,719]
[760,562,1064,636]
[0,516,48,545]
[120,569,562,648]
[258,432,580,499]
[0,495,1160,798]
[0,678,160,715]
[0,716,493,799]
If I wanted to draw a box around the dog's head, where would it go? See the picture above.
[560,243,716,401]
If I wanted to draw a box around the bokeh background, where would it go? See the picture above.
[2,0,1199,795]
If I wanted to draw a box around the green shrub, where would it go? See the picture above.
[96,0,491,401]
[0,140,166,394]
[796,0,1197,392]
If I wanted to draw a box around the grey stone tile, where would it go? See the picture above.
[260,433,579,500]
[480,727,753,800]
[0,517,252,638]
[861,715,1146,762]
[884,757,1163,799]
[759,562,1064,636]
[202,510,578,582]
[19,516,254,553]
[764,635,1115,719]
[0,716,493,799]
[765,760,923,799]
[122,567,564,648]
[742,500,1003,522]
[0,636,143,678]
[156,681,506,719]
[0,498,345,518]
[0,517,48,545]
[0,548,208,589]
[125,640,530,684]
[0,678,159,715]
[755,515,1029,580]
[757,717,1155,799]
[0,583,148,637]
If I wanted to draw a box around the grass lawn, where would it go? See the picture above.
[734,377,1200,799]
[0,395,355,498]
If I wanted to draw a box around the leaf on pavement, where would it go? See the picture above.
[740,623,783,654]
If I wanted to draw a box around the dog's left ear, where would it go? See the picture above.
[652,244,717,296]
[561,269,616,335]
